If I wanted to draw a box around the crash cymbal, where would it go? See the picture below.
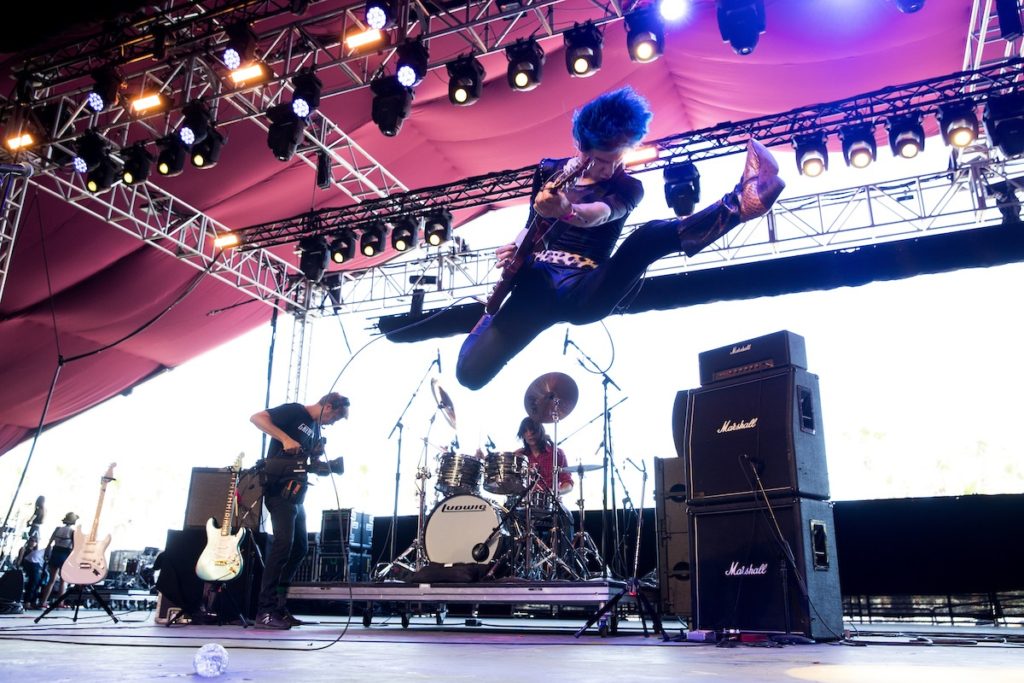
[524,372,578,424]
[573,462,604,473]
[431,378,456,429]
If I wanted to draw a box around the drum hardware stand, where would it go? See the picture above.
[569,463,604,579]
[575,459,664,639]
[35,583,119,624]
[383,356,439,572]
[564,334,624,578]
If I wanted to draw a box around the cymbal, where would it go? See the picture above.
[431,378,456,429]
[573,463,604,473]
[524,372,578,424]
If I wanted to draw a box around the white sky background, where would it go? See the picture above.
[2,141,1023,552]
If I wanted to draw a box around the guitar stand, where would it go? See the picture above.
[573,576,663,639]
[35,584,119,624]
[203,582,250,627]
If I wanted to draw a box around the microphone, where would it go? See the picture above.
[0,163,33,178]
[562,329,570,355]
[435,349,442,374]
[471,543,490,562]
[485,435,496,450]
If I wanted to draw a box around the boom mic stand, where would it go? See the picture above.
[384,357,438,572]
[565,334,623,578]
[575,459,663,639]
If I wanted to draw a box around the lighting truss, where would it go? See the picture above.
[234,58,1024,251]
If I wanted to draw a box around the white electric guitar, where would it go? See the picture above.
[61,462,116,586]
[195,453,247,582]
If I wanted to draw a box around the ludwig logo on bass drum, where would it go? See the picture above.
[441,503,488,513]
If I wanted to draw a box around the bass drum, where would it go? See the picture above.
[424,494,505,565]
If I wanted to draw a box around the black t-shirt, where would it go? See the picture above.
[530,157,644,263]
[264,403,319,460]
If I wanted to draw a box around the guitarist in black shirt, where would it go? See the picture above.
[250,392,348,629]
[456,86,784,390]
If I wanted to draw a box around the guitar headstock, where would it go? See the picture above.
[101,462,117,483]
[232,452,244,472]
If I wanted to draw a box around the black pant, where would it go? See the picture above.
[257,493,308,614]
[457,217,684,390]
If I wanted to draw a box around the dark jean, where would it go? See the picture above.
[257,494,308,614]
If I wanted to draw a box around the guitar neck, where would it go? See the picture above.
[221,472,239,536]
[89,481,109,543]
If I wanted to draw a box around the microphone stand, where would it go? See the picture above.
[384,358,438,570]
[566,336,623,578]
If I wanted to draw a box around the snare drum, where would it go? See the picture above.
[483,451,530,495]
[424,494,506,564]
[435,452,484,496]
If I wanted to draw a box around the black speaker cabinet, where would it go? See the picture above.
[154,528,268,622]
[684,367,829,505]
[183,467,263,530]
[654,457,691,618]
[690,497,842,640]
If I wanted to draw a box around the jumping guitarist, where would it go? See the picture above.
[250,392,348,630]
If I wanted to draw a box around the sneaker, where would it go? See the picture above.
[283,612,315,627]
[253,612,292,630]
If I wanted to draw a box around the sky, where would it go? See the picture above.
[2,138,1022,558]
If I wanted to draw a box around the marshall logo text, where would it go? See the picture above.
[729,344,752,355]
[724,561,769,577]
[716,418,758,433]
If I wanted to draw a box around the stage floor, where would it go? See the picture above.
[1,607,1023,682]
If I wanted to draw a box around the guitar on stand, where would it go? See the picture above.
[196,453,247,582]
[36,463,119,624]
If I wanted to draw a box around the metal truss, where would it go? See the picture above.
[0,175,31,304]
[233,58,1024,251]
[25,170,317,314]
[322,154,1024,317]
[964,0,1024,74]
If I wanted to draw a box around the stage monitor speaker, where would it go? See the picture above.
[654,456,691,618]
[183,467,263,530]
[154,528,268,622]
[690,497,842,640]
[321,509,352,553]
[684,367,829,505]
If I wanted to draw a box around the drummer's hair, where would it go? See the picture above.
[517,416,552,448]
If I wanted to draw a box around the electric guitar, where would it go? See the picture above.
[484,157,592,314]
[61,462,116,586]
[195,453,247,582]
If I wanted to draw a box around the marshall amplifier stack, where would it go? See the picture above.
[664,330,843,640]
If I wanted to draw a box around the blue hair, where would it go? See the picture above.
[572,86,652,153]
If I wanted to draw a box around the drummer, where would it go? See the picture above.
[515,416,573,496]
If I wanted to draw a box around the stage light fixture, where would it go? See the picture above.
[360,222,389,257]
[371,75,414,137]
[396,38,430,88]
[984,92,1024,157]
[229,62,271,87]
[659,0,691,21]
[623,145,659,167]
[130,92,170,116]
[222,23,258,71]
[345,28,386,51]
[663,162,700,217]
[121,143,154,185]
[266,102,307,161]
[840,124,877,169]
[894,0,925,13]
[156,135,188,177]
[6,132,34,151]
[298,236,329,282]
[996,0,1024,41]
[86,66,124,112]
[625,7,665,63]
[794,132,828,177]
[447,55,485,106]
[291,69,322,118]
[937,104,979,148]
[506,38,545,91]
[424,209,452,246]
[887,114,925,159]
[330,233,357,264]
[564,22,603,78]
[191,128,225,168]
[365,0,393,29]
[86,155,118,194]
[317,150,332,189]
[179,100,212,146]
[213,232,240,249]
[716,0,766,55]
[72,130,107,174]
[391,216,420,252]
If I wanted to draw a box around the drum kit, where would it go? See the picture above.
[376,372,605,582]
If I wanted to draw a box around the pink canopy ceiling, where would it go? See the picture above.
[0,1,971,455]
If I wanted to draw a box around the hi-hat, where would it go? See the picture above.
[431,378,456,429]
[574,462,603,472]
[524,372,578,424]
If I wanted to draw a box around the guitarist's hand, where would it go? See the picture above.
[496,243,517,269]
[534,187,572,218]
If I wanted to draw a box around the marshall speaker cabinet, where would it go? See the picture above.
[654,456,691,618]
[183,466,263,530]
[682,367,829,505]
[690,497,842,640]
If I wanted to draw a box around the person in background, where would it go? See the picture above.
[17,536,44,608]
[38,512,77,607]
